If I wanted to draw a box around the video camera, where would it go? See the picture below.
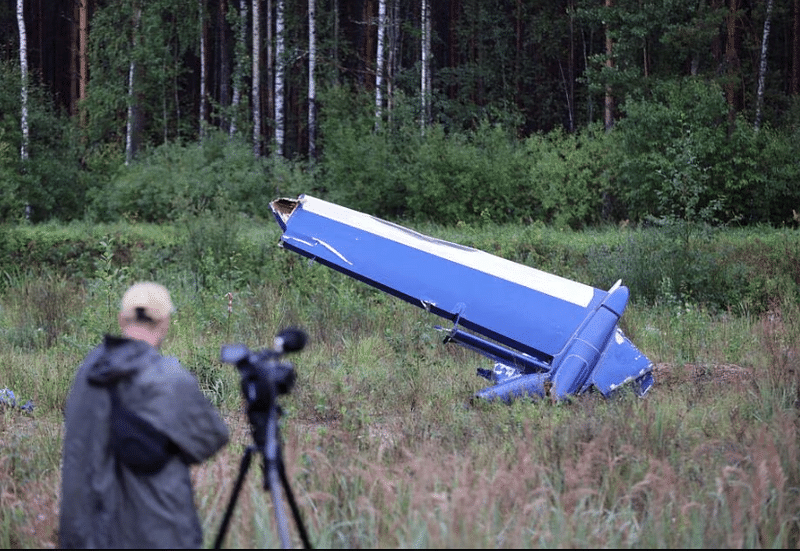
[215,327,312,549]
[220,328,307,411]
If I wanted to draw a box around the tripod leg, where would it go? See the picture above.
[278,455,313,549]
[266,458,293,549]
[214,446,254,549]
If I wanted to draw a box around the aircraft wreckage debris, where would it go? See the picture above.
[269,194,654,403]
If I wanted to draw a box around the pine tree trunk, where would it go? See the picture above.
[79,0,88,129]
[726,0,740,132]
[218,0,229,132]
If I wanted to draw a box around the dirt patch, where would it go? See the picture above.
[651,362,755,389]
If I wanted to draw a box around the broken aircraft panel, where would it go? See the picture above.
[269,194,654,403]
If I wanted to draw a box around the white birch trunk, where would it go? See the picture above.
[755,0,774,131]
[125,6,142,166]
[17,0,28,162]
[420,0,430,132]
[308,0,317,158]
[230,0,247,136]
[252,0,261,156]
[275,0,285,156]
[375,0,386,129]
[199,0,207,138]
[17,0,29,219]
[266,0,273,143]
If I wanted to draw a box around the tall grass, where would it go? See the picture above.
[1,224,799,548]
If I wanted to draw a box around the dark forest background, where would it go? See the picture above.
[1,0,799,228]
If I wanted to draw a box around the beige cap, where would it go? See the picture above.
[120,282,175,322]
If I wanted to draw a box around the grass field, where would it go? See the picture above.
[1,220,799,548]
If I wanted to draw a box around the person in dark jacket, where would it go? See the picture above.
[59,282,229,549]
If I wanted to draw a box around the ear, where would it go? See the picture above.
[157,315,171,334]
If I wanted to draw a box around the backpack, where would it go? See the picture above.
[108,385,178,475]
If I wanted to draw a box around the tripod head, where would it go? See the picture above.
[220,328,307,412]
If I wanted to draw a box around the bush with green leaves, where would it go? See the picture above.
[89,131,315,222]
[319,86,532,225]
[316,85,409,218]
[523,125,611,229]
[747,123,800,225]
[611,78,763,225]
[402,120,531,225]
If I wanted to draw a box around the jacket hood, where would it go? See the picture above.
[86,334,160,386]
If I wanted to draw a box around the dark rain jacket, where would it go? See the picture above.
[59,335,229,549]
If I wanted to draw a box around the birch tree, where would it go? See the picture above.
[308,0,317,158]
[754,0,774,131]
[125,5,142,165]
[375,0,386,129]
[17,0,29,162]
[199,0,207,139]
[17,0,29,219]
[266,0,273,146]
[275,0,285,156]
[420,0,430,132]
[252,0,261,156]
[230,0,248,137]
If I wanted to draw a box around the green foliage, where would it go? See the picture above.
[403,121,530,225]
[584,223,800,315]
[83,0,200,147]
[0,61,85,222]
[317,85,408,217]
[748,124,800,225]
[612,78,732,223]
[609,78,799,227]
[90,132,279,222]
[319,87,532,225]
[523,126,611,229]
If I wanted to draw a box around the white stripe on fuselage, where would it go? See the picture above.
[297,195,595,308]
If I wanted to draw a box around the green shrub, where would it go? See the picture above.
[91,131,288,222]
[319,87,531,226]
[523,126,610,229]
[612,78,755,225]
[403,121,530,225]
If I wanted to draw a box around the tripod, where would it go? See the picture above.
[214,330,312,549]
